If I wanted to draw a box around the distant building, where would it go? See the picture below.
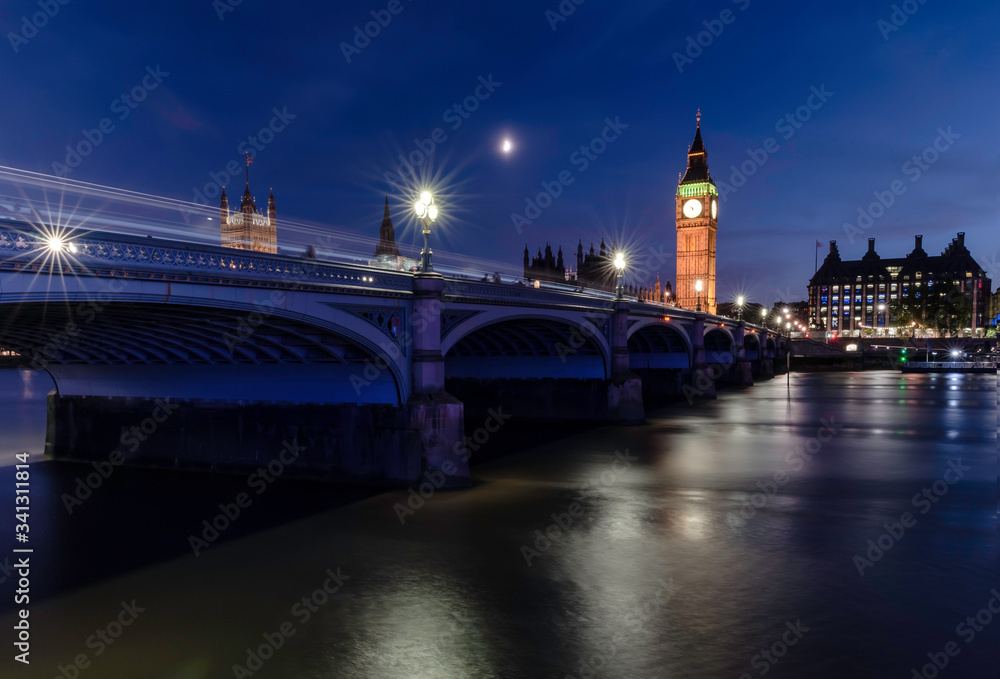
[809,233,993,335]
[523,243,566,284]
[370,196,418,271]
[220,182,277,254]
[522,238,673,301]
[769,301,810,332]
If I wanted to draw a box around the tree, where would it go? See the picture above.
[927,281,973,336]
[890,280,972,337]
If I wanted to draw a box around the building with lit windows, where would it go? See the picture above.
[808,233,992,337]
[220,183,277,254]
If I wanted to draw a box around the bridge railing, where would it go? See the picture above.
[0,225,413,293]
[0,224,774,337]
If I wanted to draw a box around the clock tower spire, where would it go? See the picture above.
[675,112,718,314]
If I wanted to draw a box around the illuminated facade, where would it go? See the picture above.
[220,184,277,254]
[675,113,718,314]
[809,234,993,335]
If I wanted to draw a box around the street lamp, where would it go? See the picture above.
[613,252,626,299]
[413,191,438,272]
[695,279,703,312]
[736,295,744,321]
[760,308,768,328]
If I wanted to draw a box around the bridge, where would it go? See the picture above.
[0,224,788,486]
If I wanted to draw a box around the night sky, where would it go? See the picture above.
[1,0,997,304]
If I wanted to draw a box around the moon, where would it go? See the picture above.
[502,139,512,153]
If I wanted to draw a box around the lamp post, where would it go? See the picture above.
[614,252,625,300]
[413,191,438,273]
[736,295,744,322]
[695,279,703,312]
[760,308,768,329]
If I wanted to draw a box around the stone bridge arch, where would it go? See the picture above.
[441,310,611,379]
[626,320,693,369]
[743,331,762,361]
[0,293,408,405]
[704,327,735,364]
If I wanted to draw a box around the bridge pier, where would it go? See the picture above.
[756,358,775,379]
[685,313,717,400]
[410,273,471,487]
[608,301,645,425]
[728,322,754,387]
[45,394,427,484]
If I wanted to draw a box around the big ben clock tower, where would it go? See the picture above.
[675,111,718,314]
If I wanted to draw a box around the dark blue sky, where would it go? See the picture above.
[1,0,997,303]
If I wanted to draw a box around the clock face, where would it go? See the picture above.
[711,199,718,219]
[683,199,702,218]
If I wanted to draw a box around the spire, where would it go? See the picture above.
[680,111,711,184]
[374,195,400,257]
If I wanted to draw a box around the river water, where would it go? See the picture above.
[0,369,996,678]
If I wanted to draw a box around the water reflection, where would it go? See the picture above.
[0,370,995,677]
